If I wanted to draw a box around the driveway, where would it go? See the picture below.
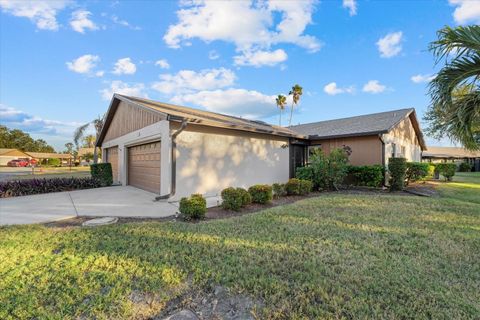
[0,186,179,225]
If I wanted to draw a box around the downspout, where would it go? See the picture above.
[379,134,386,186]
[155,119,188,201]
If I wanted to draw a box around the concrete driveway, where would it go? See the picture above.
[0,186,179,225]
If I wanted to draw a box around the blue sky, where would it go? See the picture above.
[1,0,479,151]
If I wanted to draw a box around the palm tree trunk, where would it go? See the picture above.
[279,110,282,126]
[289,101,294,126]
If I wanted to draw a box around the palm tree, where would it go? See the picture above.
[426,25,480,150]
[288,84,303,126]
[74,115,105,164]
[83,135,96,148]
[276,94,287,126]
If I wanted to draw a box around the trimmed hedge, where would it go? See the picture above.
[435,163,456,181]
[299,180,313,195]
[221,187,251,211]
[285,178,313,195]
[0,177,102,198]
[405,162,430,184]
[248,184,273,204]
[90,163,113,187]
[458,162,472,172]
[272,183,287,198]
[388,157,407,191]
[346,165,384,187]
[295,166,314,182]
[179,193,206,220]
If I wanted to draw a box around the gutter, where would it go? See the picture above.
[155,119,188,201]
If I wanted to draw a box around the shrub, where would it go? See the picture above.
[405,162,431,184]
[308,148,349,190]
[0,177,102,198]
[46,158,61,167]
[388,157,407,191]
[346,165,384,187]
[296,166,314,182]
[237,187,252,207]
[299,179,313,195]
[272,183,287,198]
[221,187,243,211]
[436,163,456,181]
[285,178,302,195]
[90,163,113,187]
[248,184,273,204]
[179,193,206,220]
[458,162,472,172]
[427,164,435,178]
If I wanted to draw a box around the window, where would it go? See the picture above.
[391,143,396,158]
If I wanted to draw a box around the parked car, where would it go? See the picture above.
[6,158,37,167]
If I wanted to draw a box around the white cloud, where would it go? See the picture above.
[170,89,277,119]
[111,14,141,30]
[209,50,220,60]
[152,68,236,94]
[449,0,480,24]
[376,31,403,58]
[66,54,101,75]
[70,9,98,33]
[323,82,355,95]
[343,0,357,16]
[155,59,170,69]
[234,49,288,67]
[100,81,147,100]
[0,0,70,30]
[0,104,81,137]
[113,57,137,75]
[163,0,321,66]
[362,80,387,94]
[411,74,435,83]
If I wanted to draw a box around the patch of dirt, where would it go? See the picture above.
[154,285,262,320]
[45,215,175,228]
[404,181,440,197]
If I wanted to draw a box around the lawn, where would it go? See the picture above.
[1,174,479,319]
[0,166,91,181]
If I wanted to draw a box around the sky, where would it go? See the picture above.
[1,0,479,151]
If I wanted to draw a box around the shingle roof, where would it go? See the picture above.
[422,147,480,158]
[290,108,414,138]
[25,152,73,159]
[97,95,306,146]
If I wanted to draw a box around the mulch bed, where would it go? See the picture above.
[46,185,436,228]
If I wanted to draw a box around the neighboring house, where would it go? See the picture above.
[422,146,480,171]
[96,94,305,199]
[290,108,427,167]
[0,148,31,166]
[25,152,73,165]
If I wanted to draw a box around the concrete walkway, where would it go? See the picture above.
[0,186,179,226]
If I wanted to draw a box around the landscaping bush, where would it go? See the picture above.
[45,158,61,167]
[0,177,102,198]
[295,166,314,182]
[237,187,252,207]
[436,163,457,181]
[299,179,313,195]
[388,157,407,191]
[405,162,430,184]
[248,184,273,204]
[90,163,113,187]
[179,193,206,220]
[308,148,349,190]
[458,162,472,172]
[221,187,252,210]
[285,178,302,195]
[272,183,287,198]
[346,165,384,187]
[427,164,435,178]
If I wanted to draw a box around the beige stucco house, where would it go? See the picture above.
[96,94,305,200]
[0,148,31,166]
[290,108,427,167]
[422,146,480,171]
[97,96,427,199]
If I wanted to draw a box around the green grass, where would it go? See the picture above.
[1,167,91,181]
[1,174,479,319]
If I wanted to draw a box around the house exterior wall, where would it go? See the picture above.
[310,135,383,166]
[0,150,31,166]
[171,123,290,200]
[382,116,422,165]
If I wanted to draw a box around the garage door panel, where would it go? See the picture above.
[128,141,161,194]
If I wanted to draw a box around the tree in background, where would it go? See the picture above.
[288,84,303,126]
[82,135,96,148]
[74,115,105,163]
[0,125,55,152]
[275,94,287,126]
[425,25,480,150]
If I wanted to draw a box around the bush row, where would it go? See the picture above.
[435,163,457,181]
[0,177,102,198]
[345,165,384,187]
